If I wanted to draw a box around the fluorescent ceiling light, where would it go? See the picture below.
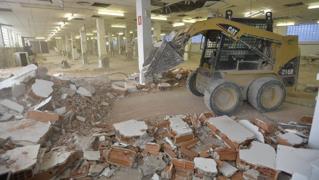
[129,31,133,34]
[172,22,185,27]
[276,22,295,26]
[123,37,126,40]
[98,9,124,16]
[151,14,167,21]
[86,33,94,36]
[64,13,76,21]
[308,2,319,9]
[35,37,45,40]
[111,24,126,28]
[118,32,124,35]
[183,19,196,23]
[55,37,62,39]
[244,9,271,17]
[160,33,166,36]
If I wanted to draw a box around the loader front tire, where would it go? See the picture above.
[186,71,203,96]
[248,77,286,112]
[204,79,242,116]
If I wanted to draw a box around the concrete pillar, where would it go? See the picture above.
[0,25,5,47]
[125,29,129,56]
[108,32,112,55]
[309,73,319,149]
[64,34,70,58]
[118,35,122,55]
[96,18,108,68]
[154,22,162,42]
[70,33,76,60]
[136,0,153,84]
[80,25,88,64]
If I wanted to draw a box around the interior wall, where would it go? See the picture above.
[0,47,23,68]
[274,26,319,56]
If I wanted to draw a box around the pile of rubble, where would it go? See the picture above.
[0,65,317,180]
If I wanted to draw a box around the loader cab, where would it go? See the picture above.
[198,10,274,73]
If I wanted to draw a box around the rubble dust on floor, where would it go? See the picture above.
[0,64,318,180]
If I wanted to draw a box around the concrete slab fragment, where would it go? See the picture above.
[194,157,217,175]
[40,146,74,171]
[276,145,319,175]
[0,64,37,90]
[291,173,309,180]
[278,132,304,146]
[76,87,92,97]
[31,79,54,98]
[11,83,26,98]
[0,99,24,113]
[239,120,264,143]
[239,141,276,169]
[207,116,255,144]
[113,119,147,137]
[168,115,192,137]
[0,119,51,144]
[219,162,237,177]
[0,145,40,173]
[83,151,100,161]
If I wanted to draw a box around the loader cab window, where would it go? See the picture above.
[199,31,219,67]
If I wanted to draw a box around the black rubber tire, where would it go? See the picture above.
[248,77,286,112]
[186,71,203,96]
[204,79,242,116]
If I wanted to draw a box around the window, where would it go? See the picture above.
[287,24,319,42]
[0,26,23,47]
[191,34,203,43]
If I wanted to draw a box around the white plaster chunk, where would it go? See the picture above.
[207,116,255,144]
[276,145,319,175]
[70,84,77,91]
[194,157,217,174]
[0,99,24,113]
[0,119,51,144]
[54,106,66,115]
[83,151,100,161]
[278,132,304,145]
[239,120,264,143]
[113,119,148,137]
[40,146,74,171]
[0,64,37,90]
[152,173,160,180]
[33,96,52,110]
[168,116,192,137]
[239,141,276,169]
[76,87,92,97]
[243,169,259,180]
[31,79,54,98]
[0,145,40,174]
[219,162,238,177]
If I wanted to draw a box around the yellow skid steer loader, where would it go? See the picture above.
[144,10,300,115]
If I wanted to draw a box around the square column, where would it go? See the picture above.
[64,34,70,58]
[70,33,76,60]
[80,25,88,64]
[96,18,108,68]
[136,0,153,84]
[309,73,319,149]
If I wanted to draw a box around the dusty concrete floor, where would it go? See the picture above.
[31,52,318,124]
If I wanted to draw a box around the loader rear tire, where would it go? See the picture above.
[204,79,242,116]
[186,71,203,96]
[248,77,286,112]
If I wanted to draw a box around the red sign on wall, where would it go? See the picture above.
[137,16,142,25]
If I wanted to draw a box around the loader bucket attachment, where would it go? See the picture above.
[143,40,184,77]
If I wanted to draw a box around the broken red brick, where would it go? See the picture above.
[215,147,237,161]
[161,163,174,179]
[257,167,278,180]
[175,134,194,144]
[199,150,210,158]
[172,159,194,172]
[207,123,238,149]
[26,110,60,122]
[251,118,274,134]
[198,112,214,123]
[231,171,243,180]
[157,120,170,128]
[180,146,198,160]
[217,176,228,180]
[163,143,177,159]
[180,138,198,149]
[105,147,136,167]
[144,143,161,155]
[300,116,313,124]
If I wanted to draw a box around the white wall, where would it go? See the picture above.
[274,26,319,56]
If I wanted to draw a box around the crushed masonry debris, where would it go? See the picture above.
[0,66,316,179]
